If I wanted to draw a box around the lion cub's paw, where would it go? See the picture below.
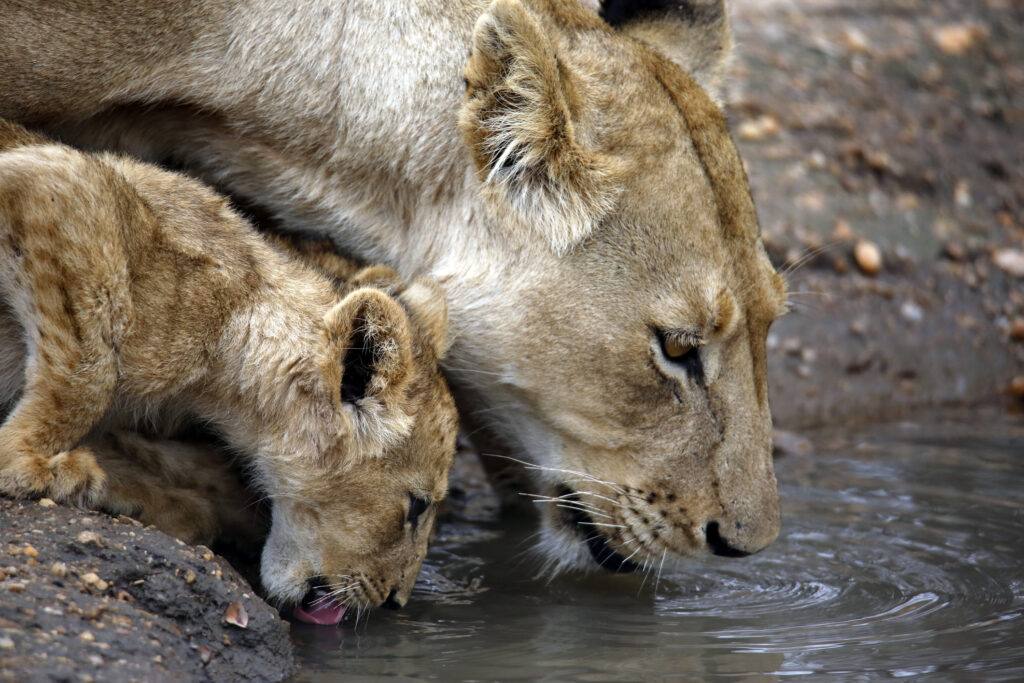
[46,447,108,506]
[0,452,56,499]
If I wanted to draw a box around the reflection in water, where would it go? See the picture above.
[292,411,1024,680]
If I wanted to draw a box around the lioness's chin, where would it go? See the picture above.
[536,503,645,577]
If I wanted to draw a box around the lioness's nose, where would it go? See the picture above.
[704,521,751,557]
[381,588,404,610]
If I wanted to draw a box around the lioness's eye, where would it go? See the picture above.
[657,331,705,385]
[407,494,430,529]
[664,336,688,358]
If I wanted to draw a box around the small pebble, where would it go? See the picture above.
[737,114,781,141]
[81,573,109,591]
[79,631,95,643]
[993,249,1024,278]
[50,562,68,577]
[932,22,983,55]
[22,545,37,558]
[833,219,853,241]
[197,644,213,665]
[1009,376,1024,397]
[943,242,968,262]
[6,583,25,593]
[1009,318,1024,342]
[854,240,882,276]
[0,637,13,650]
[76,530,104,547]
[225,601,248,629]
[900,301,924,323]
[183,570,197,585]
[37,498,57,509]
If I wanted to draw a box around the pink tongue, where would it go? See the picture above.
[293,601,347,626]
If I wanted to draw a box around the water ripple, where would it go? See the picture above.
[293,412,1024,681]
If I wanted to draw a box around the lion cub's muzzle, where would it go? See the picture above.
[293,576,348,626]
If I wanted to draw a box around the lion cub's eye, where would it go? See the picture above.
[657,330,705,385]
[407,494,430,529]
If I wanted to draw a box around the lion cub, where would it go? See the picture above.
[0,120,458,621]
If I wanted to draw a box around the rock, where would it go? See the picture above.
[993,249,1024,278]
[931,23,986,56]
[900,301,924,323]
[1009,318,1024,342]
[738,114,781,141]
[225,602,249,629]
[1009,376,1024,398]
[75,530,105,547]
[943,242,968,263]
[854,240,882,276]
[0,499,294,682]
[832,219,853,242]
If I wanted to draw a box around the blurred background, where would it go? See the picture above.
[725,0,1023,429]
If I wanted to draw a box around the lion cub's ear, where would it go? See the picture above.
[460,0,623,254]
[323,288,415,446]
[601,0,733,104]
[398,279,450,360]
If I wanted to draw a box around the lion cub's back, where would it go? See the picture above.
[0,142,280,392]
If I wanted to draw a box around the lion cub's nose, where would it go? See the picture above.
[704,521,752,558]
[381,588,404,610]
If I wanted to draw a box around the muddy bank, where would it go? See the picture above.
[727,0,1024,427]
[767,262,1023,430]
[0,498,294,682]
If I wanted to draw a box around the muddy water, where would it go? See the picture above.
[291,410,1024,680]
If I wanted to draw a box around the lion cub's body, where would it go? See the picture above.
[0,121,458,613]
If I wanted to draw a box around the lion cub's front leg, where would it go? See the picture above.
[0,295,116,506]
[0,149,123,506]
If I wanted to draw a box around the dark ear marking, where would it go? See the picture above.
[602,0,724,28]
[340,319,375,404]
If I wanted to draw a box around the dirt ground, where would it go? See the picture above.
[726,0,1024,428]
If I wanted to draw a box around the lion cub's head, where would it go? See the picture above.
[256,269,457,623]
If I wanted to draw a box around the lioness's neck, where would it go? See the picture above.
[187,1,483,271]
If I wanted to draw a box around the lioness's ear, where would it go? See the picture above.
[398,279,450,360]
[602,0,732,104]
[460,0,622,254]
[324,289,414,445]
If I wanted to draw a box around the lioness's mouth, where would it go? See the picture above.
[556,486,640,574]
[292,580,347,626]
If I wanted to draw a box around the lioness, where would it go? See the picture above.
[0,121,459,620]
[0,0,788,574]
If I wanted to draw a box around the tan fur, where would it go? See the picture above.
[87,430,266,548]
[0,122,458,609]
[0,0,787,573]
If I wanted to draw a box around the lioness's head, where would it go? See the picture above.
[445,0,786,574]
[258,280,457,621]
